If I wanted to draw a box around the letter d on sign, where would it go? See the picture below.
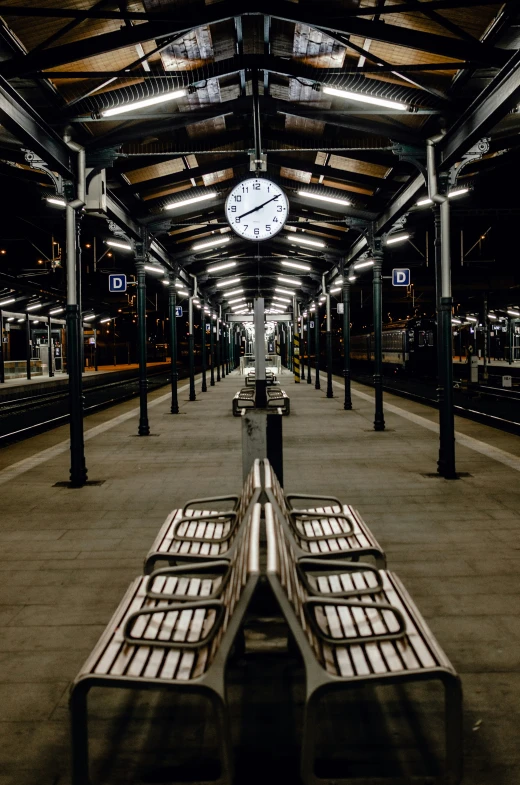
[109,274,127,293]
[392,268,410,287]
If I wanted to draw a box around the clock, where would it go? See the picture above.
[225,178,288,242]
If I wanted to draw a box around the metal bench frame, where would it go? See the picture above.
[70,504,261,785]
[144,459,262,573]
[233,387,290,416]
[265,502,463,785]
[262,459,386,568]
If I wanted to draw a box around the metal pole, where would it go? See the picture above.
[254,296,267,406]
[293,299,300,383]
[188,295,196,400]
[0,310,4,383]
[314,301,321,389]
[439,198,456,476]
[26,313,31,380]
[220,309,226,379]
[372,248,385,431]
[201,301,207,392]
[306,311,312,384]
[135,252,150,436]
[482,297,488,383]
[65,200,87,484]
[216,309,221,382]
[210,306,215,386]
[300,305,305,383]
[325,278,333,398]
[342,277,352,410]
[47,316,54,377]
[168,279,179,413]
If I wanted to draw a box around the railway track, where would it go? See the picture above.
[0,367,177,445]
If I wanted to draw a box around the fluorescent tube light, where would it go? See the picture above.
[416,197,433,207]
[207,261,237,273]
[277,276,301,286]
[164,191,217,210]
[101,88,186,117]
[225,288,243,297]
[7,317,14,322]
[275,287,294,296]
[323,85,408,111]
[488,313,497,320]
[26,303,42,311]
[106,239,132,251]
[298,190,351,207]
[330,287,342,294]
[281,260,311,272]
[290,235,325,248]
[452,318,462,325]
[83,314,96,321]
[193,236,230,251]
[465,316,478,323]
[353,260,374,270]
[385,233,410,245]
[32,320,39,325]
[217,277,240,288]
[335,277,343,285]
[0,297,15,306]
[348,275,357,282]
[144,265,163,274]
[507,309,520,317]
[228,297,246,304]
[46,196,66,207]
[17,318,24,322]
[100,318,111,323]
[273,296,291,303]
[49,307,64,315]
[417,187,470,207]
[177,290,189,297]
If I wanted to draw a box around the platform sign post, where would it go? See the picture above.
[109,274,127,293]
[392,268,410,286]
[293,299,300,383]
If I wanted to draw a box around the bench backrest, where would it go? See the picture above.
[265,502,326,669]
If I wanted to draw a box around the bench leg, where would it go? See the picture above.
[70,683,91,785]
[300,689,320,785]
[209,691,234,785]
[444,675,463,784]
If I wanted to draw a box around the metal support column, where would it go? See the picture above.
[254,296,267,406]
[135,251,150,436]
[168,279,179,414]
[26,313,31,380]
[47,315,54,377]
[314,302,321,390]
[201,301,207,392]
[188,295,196,401]
[325,280,333,399]
[0,310,4,383]
[306,311,312,384]
[210,307,215,386]
[220,309,225,379]
[293,300,300,383]
[66,200,87,484]
[216,310,221,382]
[342,277,352,410]
[372,247,385,431]
[300,306,305,383]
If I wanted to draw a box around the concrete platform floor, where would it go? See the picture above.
[0,368,519,784]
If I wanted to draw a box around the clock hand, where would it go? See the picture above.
[236,194,279,221]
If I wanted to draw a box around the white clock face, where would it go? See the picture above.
[225,178,288,242]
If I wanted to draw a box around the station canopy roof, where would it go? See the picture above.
[0,0,520,309]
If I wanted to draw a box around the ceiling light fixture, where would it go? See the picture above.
[101,88,186,117]
[226,288,243,297]
[273,295,291,303]
[164,191,217,210]
[353,260,374,270]
[290,236,325,248]
[330,287,342,294]
[323,85,408,111]
[385,233,410,246]
[217,277,240,288]
[49,307,64,315]
[83,314,96,321]
[507,309,520,317]
[144,265,164,274]
[298,190,351,207]
[277,276,301,286]
[106,239,132,251]
[281,260,311,272]
[26,303,42,311]
[192,236,230,251]
[348,275,357,282]
[228,297,246,304]
[100,318,111,323]
[0,297,15,306]
[207,261,236,273]
[417,187,469,207]
[46,196,66,208]
[275,287,294,296]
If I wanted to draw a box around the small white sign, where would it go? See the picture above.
[337,303,344,314]
[175,306,183,317]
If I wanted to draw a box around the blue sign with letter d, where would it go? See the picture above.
[392,268,410,286]
[109,274,127,293]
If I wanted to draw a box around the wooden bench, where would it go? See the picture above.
[144,459,262,574]
[266,387,290,415]
[265,502,463,785]
[70,503,261,785]
[232,387,255,416]
[263,459,386,568]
